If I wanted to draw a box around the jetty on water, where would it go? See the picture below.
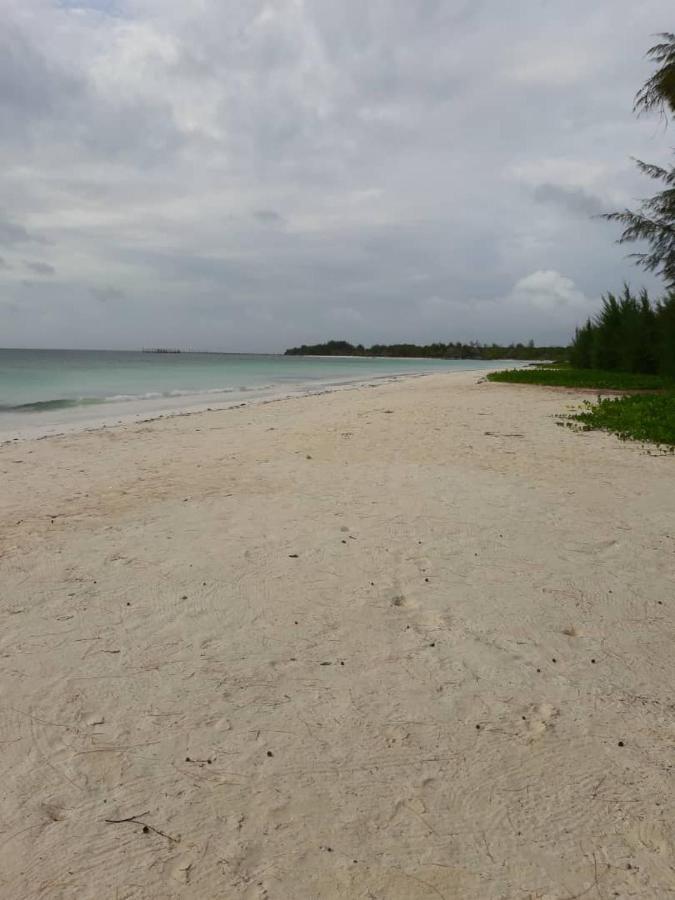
[141,348,182,354]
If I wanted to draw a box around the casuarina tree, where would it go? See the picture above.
[604,34,675,288]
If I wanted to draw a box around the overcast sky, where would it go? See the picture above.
[1,0,673,351]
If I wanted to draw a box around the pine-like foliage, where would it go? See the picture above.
[604,34,675,288]
[570,286,675,376]
[634,32,675,120]
[604,161,675,287]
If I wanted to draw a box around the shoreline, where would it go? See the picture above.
[0,354,529,445]
[0,366,503,444]
[0,373,415,444]
[1,371,672,898]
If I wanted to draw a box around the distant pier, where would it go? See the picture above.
[141,348,182,354]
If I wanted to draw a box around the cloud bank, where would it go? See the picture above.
[0,0,672,350]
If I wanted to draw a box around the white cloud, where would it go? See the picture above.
[509,270,590,311]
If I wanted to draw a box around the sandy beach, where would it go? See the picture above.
[0,370,673,899]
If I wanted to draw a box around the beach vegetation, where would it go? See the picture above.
[570,392,675,448]
[486,366,669,391]
[488,365,675,446]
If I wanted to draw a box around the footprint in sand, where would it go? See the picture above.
[522,703,559,742]
[391,594,453,637]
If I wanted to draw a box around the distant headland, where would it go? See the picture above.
[284,339,567,361]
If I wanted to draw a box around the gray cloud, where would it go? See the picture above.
[23,260,56,276]
[0,0,672,350]
[90,285,125,302]
[0,216,42,246]
[533,183,606,217]
[253,210,285,226]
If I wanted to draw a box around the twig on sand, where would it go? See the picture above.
[105,811,149,824]
[557,849,609,900]
[481,829,497,865]
[104,811,180,843]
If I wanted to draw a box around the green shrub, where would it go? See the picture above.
[571,393,675,447]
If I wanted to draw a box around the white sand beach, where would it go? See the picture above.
[0,370,673,899]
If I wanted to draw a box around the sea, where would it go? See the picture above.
[0,348,519,440]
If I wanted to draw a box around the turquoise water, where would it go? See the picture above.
[0,349,515,410]
[0,349,520,438]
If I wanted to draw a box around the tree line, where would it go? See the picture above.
[285,340,567,360]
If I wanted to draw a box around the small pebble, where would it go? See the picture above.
[591,658,596,664]
[142,825,149,834]
[475,724,481,730]
[185,756,191,762]
[267,750,274,757]
[181,595,188,600]
[618,741,624,747]
[429,642,435,648]
[552,658,557,663]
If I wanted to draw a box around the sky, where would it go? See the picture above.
[0,0,673,351]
